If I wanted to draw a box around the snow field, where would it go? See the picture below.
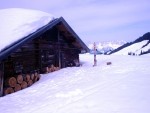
[0,54,150,113]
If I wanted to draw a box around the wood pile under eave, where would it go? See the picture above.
[45,65,60,74]
[3,72,41,96]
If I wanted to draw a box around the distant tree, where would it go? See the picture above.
[128,52,132,55]
[140,50,143,55]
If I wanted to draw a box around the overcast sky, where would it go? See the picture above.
[0,0,150,44]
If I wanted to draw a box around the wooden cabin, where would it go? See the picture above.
[0,17,89,96]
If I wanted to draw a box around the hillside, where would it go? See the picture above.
[0,54,150,113]
[109,32,150,55]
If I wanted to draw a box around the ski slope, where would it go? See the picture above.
[0,54,150,113]
[114,40,149,55]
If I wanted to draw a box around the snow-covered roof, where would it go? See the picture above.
[0,8,55,51]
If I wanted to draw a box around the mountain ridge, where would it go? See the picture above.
[109,32,150,55]
[88,41,126,54]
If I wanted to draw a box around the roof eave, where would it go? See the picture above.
[0,17,89,61]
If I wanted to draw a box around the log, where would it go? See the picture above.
[21,81,27,89]
[30,73,35,80]
[37,74,41,81]
[53,67,56,71]
[33,73,41,82]
[49,67,54,72]
[51,65,55,72]
[47,66,60,73]
[46,67,49,73]
[33,74,38,82]
[24,74,30,82]
[48,67,52,72]
[56,67,60,71]
[14,84,21,92]
[50,66,60,72]
[4,87,14,95]
[27,80,33,87]
[5,77,17,87]
[106,62,112,65]
[42,67,51,73]
[16,74,23,84]
[35,72,38,76]
[33,77,37,83]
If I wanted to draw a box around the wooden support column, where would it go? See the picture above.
[93,42,97,67]
[57,30,61,68]
[0,61,4,96]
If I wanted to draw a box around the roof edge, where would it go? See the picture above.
[0,17,89,60]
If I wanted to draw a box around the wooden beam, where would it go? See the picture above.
[0,61,4,96]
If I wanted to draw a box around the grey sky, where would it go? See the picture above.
[0,0,150,44]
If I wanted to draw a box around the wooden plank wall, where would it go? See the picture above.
[1,27,81,96]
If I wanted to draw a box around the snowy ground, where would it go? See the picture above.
[0,54,150,113]
[113,40,149,55]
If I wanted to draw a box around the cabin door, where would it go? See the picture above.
[59,52,66,68]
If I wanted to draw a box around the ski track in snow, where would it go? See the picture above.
[0,54,150,113]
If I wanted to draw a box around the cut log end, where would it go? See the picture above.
[33,73,41,83]
[31,74,35,80]
[5,77,17,87]
[14,84,21,92]
[27,80,33,87]
[24,74,30,82]
[4,87,14,95]
[21,81,27,89]
[16,74,23,84]
[44,65,60,73]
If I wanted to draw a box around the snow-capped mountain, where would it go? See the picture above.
[88,41,126,54]
[110,32,150,55]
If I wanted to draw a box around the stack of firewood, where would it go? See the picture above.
[3,72,41,96]
[45,65,60,73]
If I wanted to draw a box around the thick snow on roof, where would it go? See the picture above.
[0,8,55,51]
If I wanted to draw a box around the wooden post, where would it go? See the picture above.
[0,61,4,96]
[58,30,61,68]
[93,42,97,66]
